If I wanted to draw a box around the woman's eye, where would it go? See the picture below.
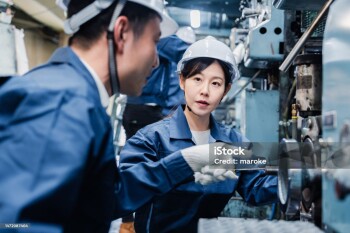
[212,82,221,87]
[194,77,201,82]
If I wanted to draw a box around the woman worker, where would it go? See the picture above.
[119,36,278,232]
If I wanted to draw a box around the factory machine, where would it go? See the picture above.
[0,0,28,83]
[208,0,350,232]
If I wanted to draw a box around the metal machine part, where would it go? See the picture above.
[0,1,28,78]
[291,104,298,140]
[300,168,322,227]
[299,116,323,226]
[302,116,322,142]
[273,0,327,11]
[301,11,327,39]
[242,89,280,143]
[198,217,324,233]
[301,169,321,210]
[294,54,322,117]
[278,167,301,219]
[279,0,333,72]
[244,0,285,69]
[278,139,302,219]
[301,116,322,167]
[110,94,127,158]
[300,137,320,168]
[0,23,16,76]
[278,138,323,227]
[220,197,276,220]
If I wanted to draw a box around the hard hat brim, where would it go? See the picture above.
[160,12,178,38]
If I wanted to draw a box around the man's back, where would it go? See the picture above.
[0,47,117,233]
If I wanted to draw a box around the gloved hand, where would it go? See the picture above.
[181,142,251,171]
[181,143,211,172]
[194,165,238,185]
[181,142,242,185]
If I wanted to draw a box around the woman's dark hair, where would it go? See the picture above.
[67,0,160,49]
[180,57,231,87]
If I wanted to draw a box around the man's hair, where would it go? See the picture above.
[181,58,231,87]
[67,0,160,49]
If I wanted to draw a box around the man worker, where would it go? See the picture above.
[0,1,236,232]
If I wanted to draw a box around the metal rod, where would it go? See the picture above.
[279,0,334,72]
[265,167,279,175]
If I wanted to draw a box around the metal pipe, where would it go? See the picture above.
[265,167,279,175]
[279,0,334,72]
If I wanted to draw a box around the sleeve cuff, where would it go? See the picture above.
[162,150,194,186]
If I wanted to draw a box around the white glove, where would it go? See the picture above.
[181,143,241,185]
[194,165,238,185]
[181,142,250,172]
[181,144,211,172]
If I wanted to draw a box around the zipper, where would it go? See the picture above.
[146,203,154,233]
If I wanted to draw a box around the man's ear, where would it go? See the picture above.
[113,16,131,54]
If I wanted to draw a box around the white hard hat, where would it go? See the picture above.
[176,26,196,44]
[177,36,239,82]
[56,0,178,38]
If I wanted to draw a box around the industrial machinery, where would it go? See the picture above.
[0,0,28,83]
[212,0,350,232]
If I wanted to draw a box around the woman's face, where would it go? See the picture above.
[180,60,231,118]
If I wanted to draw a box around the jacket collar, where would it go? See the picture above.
[169,106,232,143]
[48,47,96,88]
[48,47,103,106]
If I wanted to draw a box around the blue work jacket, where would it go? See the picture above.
[127,35,188,112]
[119,106,278,233]
[0,47,193,233]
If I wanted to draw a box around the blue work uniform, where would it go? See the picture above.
[119,106,278,233]
[0,47,193,233]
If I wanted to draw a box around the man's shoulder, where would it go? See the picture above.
[19,61,96,100]
[0,69,95,116]
[24,62,86,86]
